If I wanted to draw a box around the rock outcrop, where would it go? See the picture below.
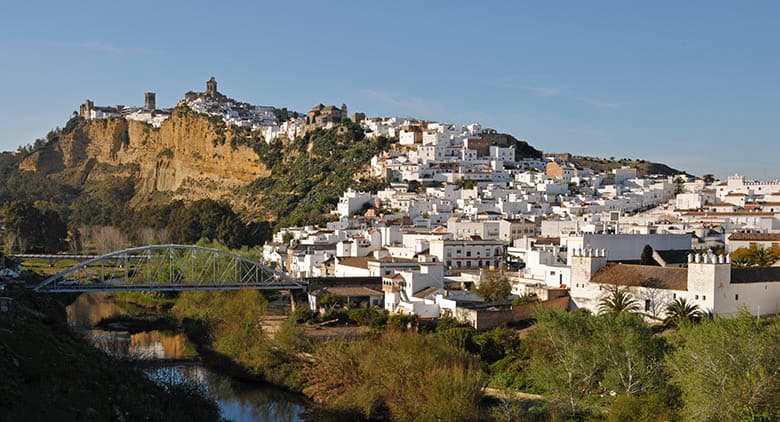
[19,108,269,206]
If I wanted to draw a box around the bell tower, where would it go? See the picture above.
[206,77,218,98]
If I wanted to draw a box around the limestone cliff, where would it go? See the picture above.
[19,108,269,206]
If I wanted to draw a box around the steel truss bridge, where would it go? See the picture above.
[33,245,305,293]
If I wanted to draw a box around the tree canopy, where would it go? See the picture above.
[475,273,512,302]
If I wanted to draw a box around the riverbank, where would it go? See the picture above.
[74,290,320,421]
[91,290,540,421]
[0,286,221,421]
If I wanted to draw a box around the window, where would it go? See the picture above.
[466,261,472,268]
[735,294,739,301]
[702,295,706,300]
[466,251,471,257]
[673,293,676,299]
[645,299,651,312]
[695,295,699,300]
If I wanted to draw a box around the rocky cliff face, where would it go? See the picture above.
[19,108,269,205]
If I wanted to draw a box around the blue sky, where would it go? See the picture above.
[1,1,778,178]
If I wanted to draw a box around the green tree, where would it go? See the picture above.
[1,200,67,253]
[702,174,716,185]
[673,176,686,195]
[751,246,779,267]
[663,298,702,327]
[598,287,641,315]
[731,246,779,268]
[568,182,580,196]
[512,292,537,305]
[69,177,135,228]
[527,310,670,416]
[639,244,654,265]
[607,394,678,422]
[475,273,512,302]
[666,312,780,421]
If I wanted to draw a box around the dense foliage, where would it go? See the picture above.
[248,121,392,227]
[667,311,780,421]
[304,331,486,421]
[475,273,512,302]
[1,200,68,253]
[731,245,780,267]
[526,310,671,415]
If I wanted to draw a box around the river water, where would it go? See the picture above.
[66,293,311,422]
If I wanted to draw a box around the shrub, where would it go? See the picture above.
[608,394,678,422]
[347,308,388,328]
[387,314,419,331]
[304,331,486,420]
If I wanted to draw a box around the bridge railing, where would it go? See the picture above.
[33,244,305,292]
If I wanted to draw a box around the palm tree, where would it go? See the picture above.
[750,247,779,267]
[663,298,702,327]
[598,287,640,315]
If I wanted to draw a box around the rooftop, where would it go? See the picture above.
[590,263,688,291]
[728,233,780,242]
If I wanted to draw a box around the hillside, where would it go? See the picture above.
[0,109,395,236]
[1,97,685,248]
[568,155,685,177]
[17,107,267,207]
[479,132,543,160]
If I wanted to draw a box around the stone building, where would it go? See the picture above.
[206,77,218,98]
[144,92,156,111]
[305,103,348,129]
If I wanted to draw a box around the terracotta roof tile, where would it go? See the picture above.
[590,263,688,291]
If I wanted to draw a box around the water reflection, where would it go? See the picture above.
[82,329,194,360]
[148,365,308,422]
[67,292,125,327]
[67,293,313,421]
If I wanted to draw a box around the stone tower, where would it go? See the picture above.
[144,92,156,111]
[206,77,218,98]
[79,100,95,118]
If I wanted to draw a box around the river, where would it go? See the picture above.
[66,293,312,422]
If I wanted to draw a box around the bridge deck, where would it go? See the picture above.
[42,283,307,293]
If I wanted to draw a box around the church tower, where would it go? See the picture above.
[206,77,218,98]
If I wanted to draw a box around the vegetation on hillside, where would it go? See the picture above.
[0,118,392,252]
[248,120,392,227]
[569,155,684,177]
[479,132,544,160]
